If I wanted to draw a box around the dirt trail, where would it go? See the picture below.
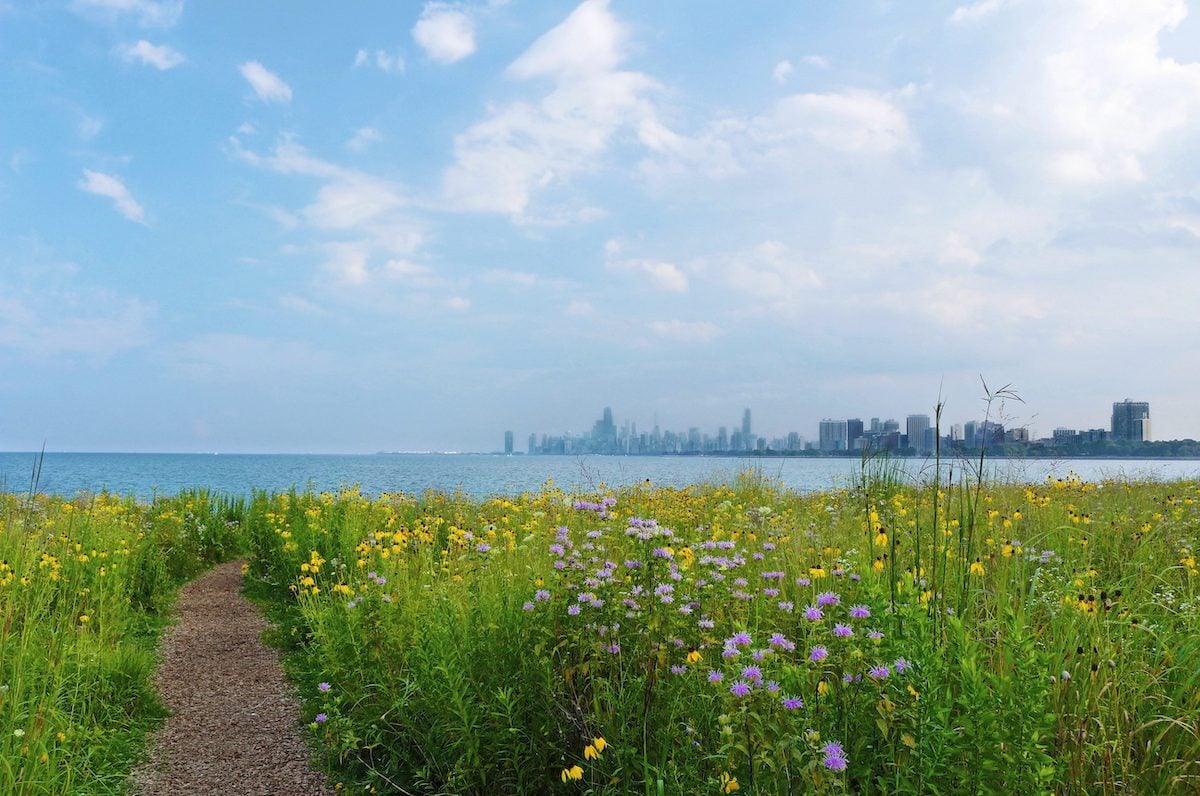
[130,560,333,796]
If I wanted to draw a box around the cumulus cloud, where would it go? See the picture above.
[72,0,182,27]
[607,258,688,293]
[772,60,793,84]
[239,61,292,104]
[117,40,185,69]
[446,295,472,310]
[444,0,657,218]
[412,4,476,64]
[79,169,146,224]
[948,0,1200,184]
[650,320,722,343]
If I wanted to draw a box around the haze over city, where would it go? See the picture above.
[3,0,1200,453]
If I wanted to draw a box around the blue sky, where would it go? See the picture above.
[2,0,1199,452]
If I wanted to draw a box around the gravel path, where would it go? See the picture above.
[130,560,333,796]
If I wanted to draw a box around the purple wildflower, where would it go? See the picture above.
[730,681,752,698]
[728,631,753,647]
[567,604,581,616]
[822,741,848,771]
[894,657,911,673]
[670,664,687,675]
[869,665,891,679]
[810,646,829,662]
[314,713,327,724]
[476,542,491,553]
[535,589,551,601]
[778,601,794,612]
[848,604,871,619]
[804,605,824,621]
[868,630,884,641]
[833,623,854,638]
[522,602,535,611]
[816,592,841,607]
[317,682,331,693]
[741,665,763,682]
[708,670,724,683]
[782,696,803,710]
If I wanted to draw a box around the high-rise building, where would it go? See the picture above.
[504,431,514,454]
[846,418,864,450]
[1111,400,1151,442]
[741,408,752,445]
[906,414,931,454]
[819,419,848,451]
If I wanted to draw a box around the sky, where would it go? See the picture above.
[2,0,1200,453]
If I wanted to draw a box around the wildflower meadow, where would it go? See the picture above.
[0,488,242,794]
[242,466,1199,794]
[2,465,1198,793]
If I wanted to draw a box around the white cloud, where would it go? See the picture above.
[446,295,471,310]
[117,40,184,69]
[939,232,983,267]
[231,136,427,291]
[719,241,823,310]
[772,60,793,84]
[801,54,830,69]
[650,320,722,343]
[72,0,182,27]
[0,261,153,358]
[78,169,146,224]
[412,4,476,64]
[950,0,1200,184]
[949,0,1011,25]
[347,126,383,152]
[444,0,657,218]
[607,258,688,293]
[565,300,593,316]
[239,61,292,104]
[751,90,912,155]
[354,48,405,74]
[77,111,104,140]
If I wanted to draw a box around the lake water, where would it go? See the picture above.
[1,452,1197,501]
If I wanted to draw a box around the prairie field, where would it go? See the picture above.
[3,466,1199,794]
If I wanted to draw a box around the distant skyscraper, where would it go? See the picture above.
[742,408,752,439]
[504,431,513,454]
[906,414,931,454]
[819,419,848,451]
[846,418,864,450]
[1111,400,1151,441]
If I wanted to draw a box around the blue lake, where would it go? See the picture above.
[1,452,1197,500]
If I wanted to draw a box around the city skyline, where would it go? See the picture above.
[3,2,1200,453]
[506,398,1172,456]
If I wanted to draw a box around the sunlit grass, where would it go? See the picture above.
[244,472,1200,794]
[0,489,242,794]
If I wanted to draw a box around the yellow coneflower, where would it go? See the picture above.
[561,764,583,782]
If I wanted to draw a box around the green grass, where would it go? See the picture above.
[4,473,1197,794]
[0,489,243,794]
[239,473,1200,794]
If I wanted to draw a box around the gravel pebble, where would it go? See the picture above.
[130,560,333,796]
